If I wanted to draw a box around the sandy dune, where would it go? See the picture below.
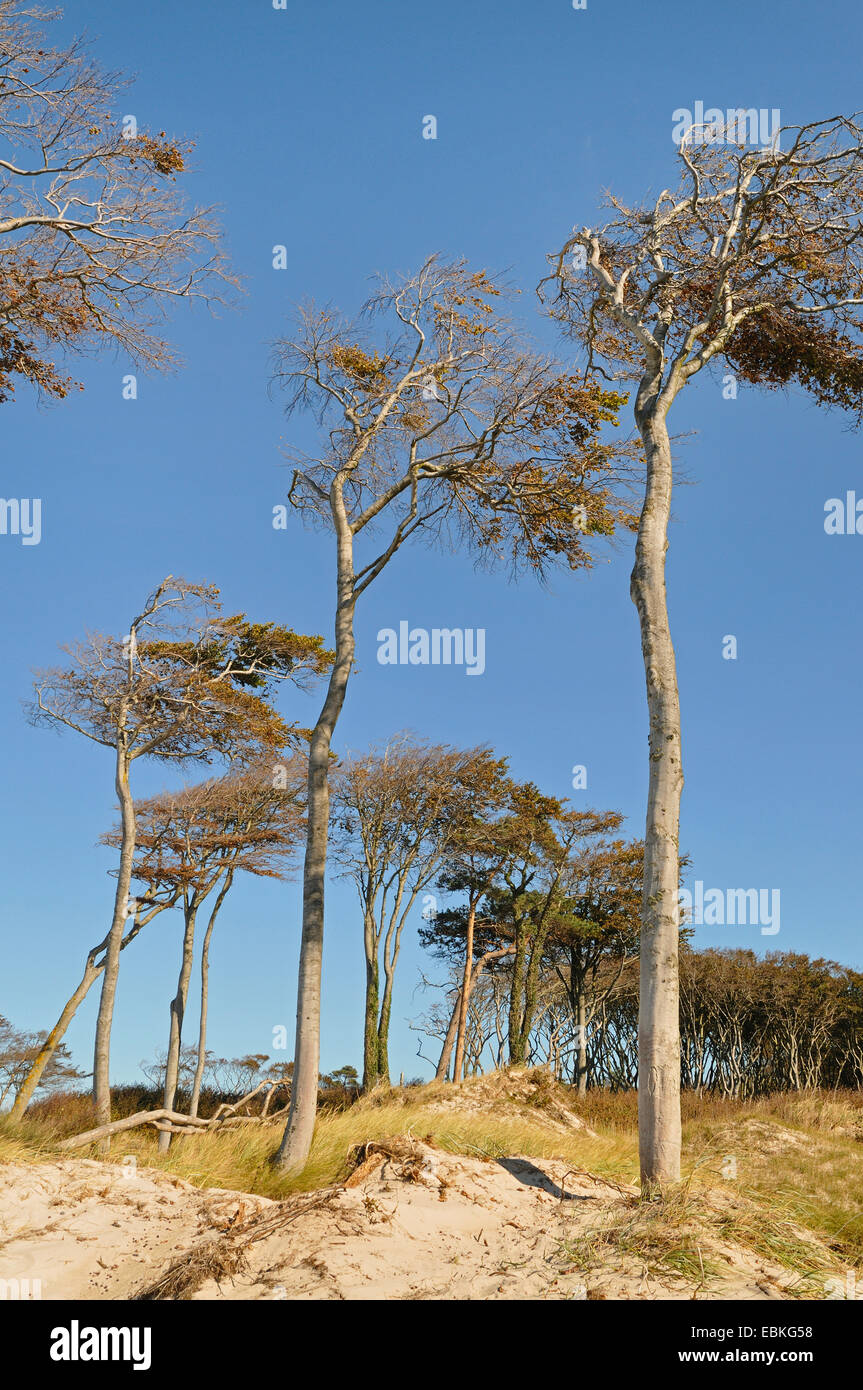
[0,1139,823,1300]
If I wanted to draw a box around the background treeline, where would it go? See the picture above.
[432,947,863,1098]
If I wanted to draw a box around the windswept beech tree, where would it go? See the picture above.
[26,578,330,1128]
[331,736,508,1088]
[271,256,636,1172]
[544,114,863,1191]
[0,1,231,404]
[487,808,625,1070]
[109,755,306,1147]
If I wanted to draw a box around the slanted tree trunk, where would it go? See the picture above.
[435,988,462,1081]
[190,870,233,1119]
[435,946,515,1081]
[158,898,200,1152]
[10,899,163,1122]
[92,739,136,1130]
[274,494,355,1173]
[632,405,683,1191]
[10,941,107,1121]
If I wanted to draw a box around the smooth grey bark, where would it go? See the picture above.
[569,227,691,1188]
[274,489,355,1173]
[632,401,684,1190]
[92,738,136,1130]
[189,869,233,1119]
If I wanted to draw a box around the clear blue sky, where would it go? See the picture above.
[2,0,861,1087]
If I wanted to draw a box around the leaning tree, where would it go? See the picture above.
[115,754,306,1146]
[543,114,863,1190]
[270,255,637,1171]
[22,577,330,1127]
[0,0,231,406]
[8,879,178,1121]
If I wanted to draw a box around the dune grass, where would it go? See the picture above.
[0,1094,640,1200]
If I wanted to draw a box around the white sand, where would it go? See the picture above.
[0,1142,831,1301]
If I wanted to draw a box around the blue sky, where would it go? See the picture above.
[2,0,862,1087]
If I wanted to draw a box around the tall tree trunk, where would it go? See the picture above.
[376,906,410,1087]
[576,987,588,1097]
[362,938,381,1090]
[92,742,136,1130]
[158,901,199,1152]
[275,502,355,1173]
[190,870,233,1119]
[507,927,529,1065]
[632,410,683,1191]
[376,971,394,1086]
[452,902,477,1083]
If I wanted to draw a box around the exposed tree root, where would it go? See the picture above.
[131,1190,343,1301]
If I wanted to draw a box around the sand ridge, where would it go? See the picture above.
[0,1140,829,1301]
